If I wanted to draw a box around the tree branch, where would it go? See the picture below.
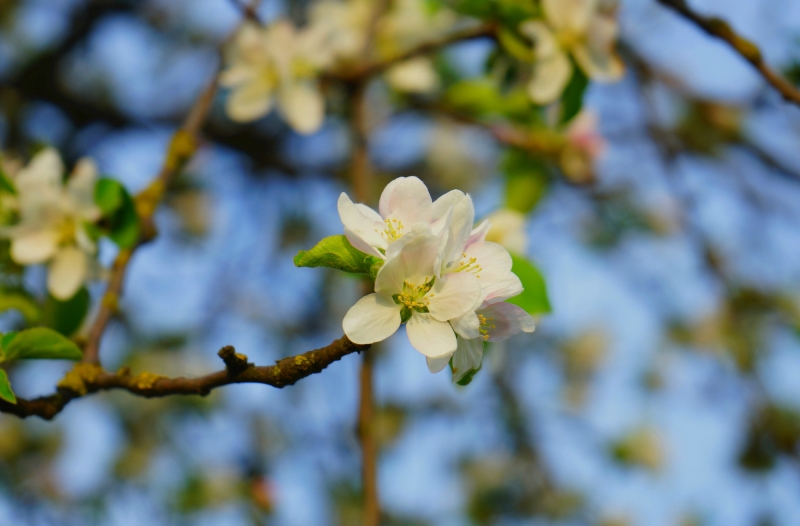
[0,336,368,420]
[655,0,800,106]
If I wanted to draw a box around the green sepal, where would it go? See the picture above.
[506,252,551,314]
[294,235,382,278]
[0,327,83,362]
[455,363,482,386]
[0,370,16,404]
[560,64,589,124]
[400,306,412,324]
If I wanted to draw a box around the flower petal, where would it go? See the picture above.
[466,241,513,289]
[426,354,451,374]
[47,246,88,301]
[338,193,387,257]
[542,0,596,33]
[465,220,490,250]
[451,337,484,383]
[519,20,558,59]
[343,293,402,344]
[378,176,433,226]
[528,49,573,105]
[480,302,536,342]
[10,229,59,264]
[450,311,481,339]
[440,192,475,270]
[226,79,274,122]
[386,57,439,93]
[406,313,457,358]
[428,271,482,322]
[571,16,624,81]
[483,272,524,305]
[279,82,325,134]
[16,148,63,190]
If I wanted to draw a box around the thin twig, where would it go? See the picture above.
[655,0,800,106]
[350,78,380,526]
[1,336,368,420]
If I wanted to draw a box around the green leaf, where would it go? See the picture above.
[0,370,16,404]
[0,289,40,323]
[444,79,502,116]
[502,149,550,213]
[560,65,589,124]
[1,327,83,362]
[498,27,533,61]
[96,177,140,248]
[294,235,382,276]
[41,287,90,337]
[95,177,125,215]
[506,252,551,314]
[0,165,16,195]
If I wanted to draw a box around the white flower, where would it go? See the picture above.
[521,0,624,104]
[1,148,101,300]
[309,0,372,64]
[337,176,474,261]
[343,230,482,358]
[221,21,328,134]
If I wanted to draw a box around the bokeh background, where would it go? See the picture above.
[3,0,800,524]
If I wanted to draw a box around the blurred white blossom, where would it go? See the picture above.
[521,0,624,104]
[1,148,101,300]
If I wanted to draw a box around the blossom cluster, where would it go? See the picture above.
[0,149,101,301]
[221,0,623,134]
[339,177,535,383]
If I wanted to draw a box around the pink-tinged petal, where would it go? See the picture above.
[385,222,435,261]
[451,337,483,383]
[480,302,536,342]
[428,271,482,322]
[542,0,596,34]
[466,220,490,250]
[406,313,457,358]
[278,82,325,134]
[338,193,387,256]
[47,246,88,301]
[10,229,59,264]
[375,250,407,295]
[528,48,573,104]
[343,293,402,344]
[466,241,512,289]
[450,311,481,339]
[426,354,451,374]
[483,272,523,305]
[440,193,475,270]
[226,79,274,122]
[378,176,432,225]
[397,231,441,284]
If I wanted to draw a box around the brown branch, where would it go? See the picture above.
[333,22,497,82]
[655,0,800,106]
[0,336,368,420]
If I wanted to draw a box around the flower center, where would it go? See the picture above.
[556,29,583,50]
[57,218,77,245]
[377,218,404,243]
[393,277,435,322]
[445,252,482,277]
[477,313,496,341]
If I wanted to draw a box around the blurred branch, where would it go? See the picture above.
[0,336,368,420]
[332,22,497,82]
[655,0,800,107]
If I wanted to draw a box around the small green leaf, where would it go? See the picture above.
[560,65,589,124]
[506,252,551,314]
[1,327,83,362]
[498,27,533,61]
[95,178,125,215]
[502,149,550,214]
[455,363,482,386]
[444,79,502,116]
[41,287,90,337]
[0,370,16,404]
[96,177,140,248]
[294,235,381,277]
[0,289,41,323]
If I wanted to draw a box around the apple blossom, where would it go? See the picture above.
[521,0,624,104]
[483,208,528,254]
[0,148,101,300]
[221,20,328,134]
[343,230,482,358]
